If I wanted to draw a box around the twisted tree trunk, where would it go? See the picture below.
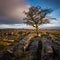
[36,25,39,36]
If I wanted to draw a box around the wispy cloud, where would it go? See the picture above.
[0,23,60,29]
[0,24,33,29]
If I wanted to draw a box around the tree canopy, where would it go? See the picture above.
[24,6,52,27]
[23,6,53,35]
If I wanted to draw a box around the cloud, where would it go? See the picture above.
[0,0,30,24]
[40,23,60,29]
[0,0,60,29]
[0,23,60,29]
[0,24,34,29]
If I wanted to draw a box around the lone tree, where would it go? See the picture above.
[23,6,52,36]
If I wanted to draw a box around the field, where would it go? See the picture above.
[0,29,60,60]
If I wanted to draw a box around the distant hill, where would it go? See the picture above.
[40,26,60,30]
[0,26,60,30]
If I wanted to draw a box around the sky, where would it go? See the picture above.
[0,0,60,29]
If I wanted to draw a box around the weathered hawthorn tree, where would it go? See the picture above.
[23,6,52,36]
